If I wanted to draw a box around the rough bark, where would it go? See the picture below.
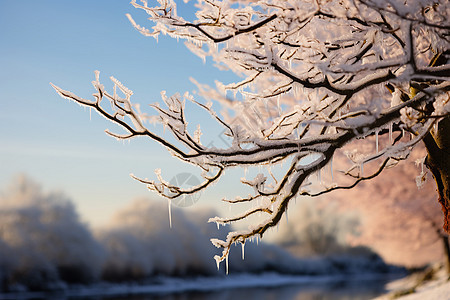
[424,116,450,234]
[441,234,450,276]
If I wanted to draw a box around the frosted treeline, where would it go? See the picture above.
[0,175,397,292]
[0,175,103,291]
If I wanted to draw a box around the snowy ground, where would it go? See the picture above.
[398,281,450,300]
[374,263,450,300]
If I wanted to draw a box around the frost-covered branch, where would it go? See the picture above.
[54,0,450,272]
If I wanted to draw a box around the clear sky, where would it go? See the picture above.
[0,0,243,227]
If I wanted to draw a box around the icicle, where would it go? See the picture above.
[389,122,393,144]
[375,130,379,153]
[216,222,220,230]
[285,210,289,225]
[292,83,297,99]
[263,98,269,114]
[330,157,334,182]
[225,255,229,275]
[168,199,172,228]
[241,243,245,260]
[215,256,220,271]
[360,162,364,177]
[277,95,281,115]
[167,199,172,228]
[89,107,92,121]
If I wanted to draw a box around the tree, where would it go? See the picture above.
[51,0,450,268]
[271,197,361,257]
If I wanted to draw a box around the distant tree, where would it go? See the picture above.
[324,147,450,271]
[52,0,449,268]
[272,197,361,257]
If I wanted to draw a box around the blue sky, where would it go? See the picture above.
[0,0,243,226]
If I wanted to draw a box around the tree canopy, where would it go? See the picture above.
[52,0,450,270]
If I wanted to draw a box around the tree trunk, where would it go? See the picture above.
[441,234,450,276]
[423,116,450,234]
